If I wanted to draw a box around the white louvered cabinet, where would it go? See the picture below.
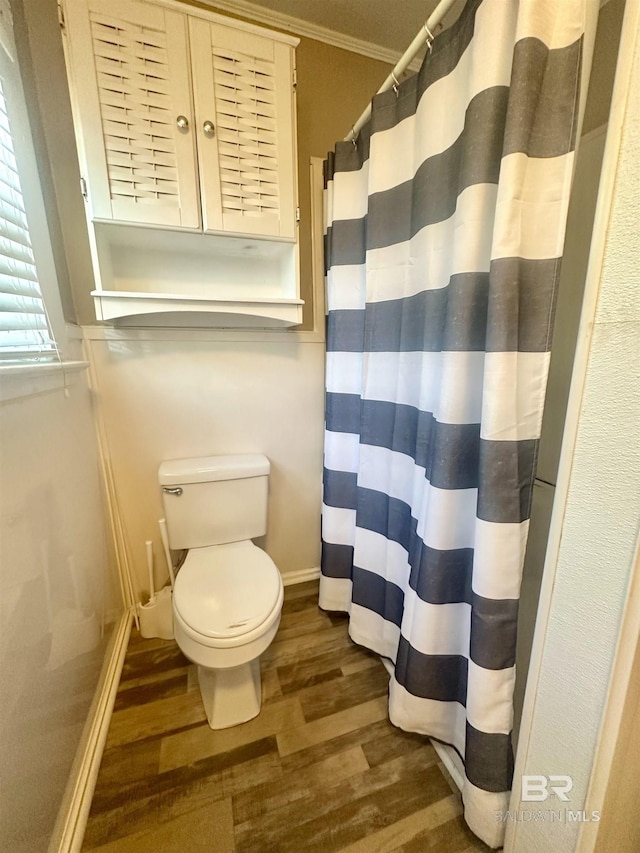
[61,0,302,327]
[190,19,296,239]
[64,0,200,229]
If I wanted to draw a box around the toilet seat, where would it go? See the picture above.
[173,540,283,649]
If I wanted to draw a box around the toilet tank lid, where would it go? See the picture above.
[159,454,270,486]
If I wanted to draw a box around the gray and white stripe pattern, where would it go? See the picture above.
[320,0,587,846]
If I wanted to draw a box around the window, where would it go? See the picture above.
[0,0,66,370]
[0,75,56,361]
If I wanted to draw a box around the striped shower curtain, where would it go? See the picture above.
[320,0,587,846]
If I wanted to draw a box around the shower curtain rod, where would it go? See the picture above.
[345,0,461,142]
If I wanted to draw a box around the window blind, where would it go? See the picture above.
[0,76,56,360]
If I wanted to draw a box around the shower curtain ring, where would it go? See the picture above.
[350,127,358,147]
[423,22,435,53]
[391,71,400,95]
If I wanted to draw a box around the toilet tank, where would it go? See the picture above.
[159,454,270,549]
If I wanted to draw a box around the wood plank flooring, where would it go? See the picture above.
[82,581,490,852]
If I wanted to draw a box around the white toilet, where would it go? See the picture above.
[159,454,284,730]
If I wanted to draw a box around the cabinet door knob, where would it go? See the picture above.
[176,115,189,130]
[203,120,215,137]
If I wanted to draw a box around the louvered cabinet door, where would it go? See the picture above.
[189,19,297,239]
[64,0,200,229]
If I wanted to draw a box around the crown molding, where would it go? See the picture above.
[198,0,423,72]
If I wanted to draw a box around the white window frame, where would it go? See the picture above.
[0,0,86,400]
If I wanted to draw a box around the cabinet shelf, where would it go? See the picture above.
[92,291,304,327]
[89,222,302,326]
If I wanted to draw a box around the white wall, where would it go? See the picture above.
[507,9,640,851]
[0,352,118,852]
[86,331,326,597]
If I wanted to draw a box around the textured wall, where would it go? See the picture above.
[0,364,118,850]
[0,3,118,847]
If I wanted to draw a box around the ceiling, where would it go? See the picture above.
[218,0,467,58]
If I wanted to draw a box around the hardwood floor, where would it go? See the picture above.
[82,581,490,852]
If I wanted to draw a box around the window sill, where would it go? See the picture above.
[0,360,89,403]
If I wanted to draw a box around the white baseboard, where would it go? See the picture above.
[431,739,465,792]
[49,609,132,853]
[281,566,321,586]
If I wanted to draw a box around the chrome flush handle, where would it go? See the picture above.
[162,487,183,496]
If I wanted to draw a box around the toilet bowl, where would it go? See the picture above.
[173,541,284,729]
[159,454,284,729]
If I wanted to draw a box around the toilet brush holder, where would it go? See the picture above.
[139,586,174,639]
